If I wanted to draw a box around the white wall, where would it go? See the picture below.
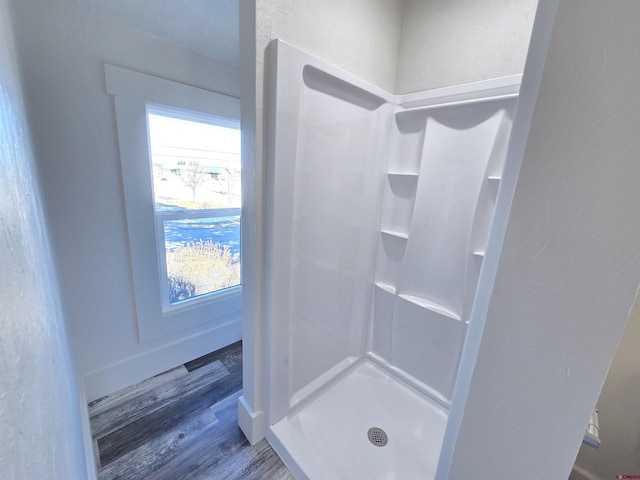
[9,0,242,401]
[59,0,240,67]
[438,1,640,478]
[0,0,88,476]
[572,295,640,478]
[257,0,403,93]
[395,0,538,94]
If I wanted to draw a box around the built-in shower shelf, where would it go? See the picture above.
[387,171,419,177]
[397,294,462,322]
[398,92,519,116]
[374,282,396,295]
[380,229,409,240]
[473,250,485,258]
[488,175,501,183]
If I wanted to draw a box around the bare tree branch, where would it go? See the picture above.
[179,161,209,203]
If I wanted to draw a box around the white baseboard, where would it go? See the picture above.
[84,315,241,402]
[238,394,266,445]
[75,377,99,480]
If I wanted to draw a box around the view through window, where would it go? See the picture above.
[147,108,241,306]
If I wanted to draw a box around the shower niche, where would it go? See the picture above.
[265,40,518,479]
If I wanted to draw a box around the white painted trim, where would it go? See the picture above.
[396,74,522,109]
[76,379,99,479]
[156,208,241,222]
[571,465,603,480]
[105,64,239,114]
[237,395,267,446]
[105,63,242,343]
[239,0,265,446]
[84,312,241,402]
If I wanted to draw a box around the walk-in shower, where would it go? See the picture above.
[264,40,518,479]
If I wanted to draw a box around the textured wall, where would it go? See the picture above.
[58,0,239,66]
[395,0,538,93]
[440,1,640,477]
[0,0,87,477]
[572,296,640,478]
[9,0,241,402]
[257,0,403,92]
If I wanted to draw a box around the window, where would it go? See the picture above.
[106,64,241,342]
[147,108,241,308]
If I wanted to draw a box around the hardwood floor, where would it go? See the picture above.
[88,342,294,479]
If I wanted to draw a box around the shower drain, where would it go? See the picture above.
[367,427,388,447]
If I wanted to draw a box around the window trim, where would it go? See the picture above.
[106,64,242,343]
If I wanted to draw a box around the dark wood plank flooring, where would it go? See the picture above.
[88,342,293,479]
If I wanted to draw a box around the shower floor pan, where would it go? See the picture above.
[268,359,448,479]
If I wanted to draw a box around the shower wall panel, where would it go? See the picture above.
[267,40,520,426]
[370,96,517,403]
[266,41,393,423]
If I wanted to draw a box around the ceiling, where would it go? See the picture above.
[64,0,239,66]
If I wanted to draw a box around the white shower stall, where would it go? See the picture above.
[263,40,519,479]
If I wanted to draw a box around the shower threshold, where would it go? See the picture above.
[268,359,448,479]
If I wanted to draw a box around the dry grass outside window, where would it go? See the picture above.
[166,240,240,303]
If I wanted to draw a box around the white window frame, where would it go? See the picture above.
[147,105,241,313]
[106,64,242,343]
